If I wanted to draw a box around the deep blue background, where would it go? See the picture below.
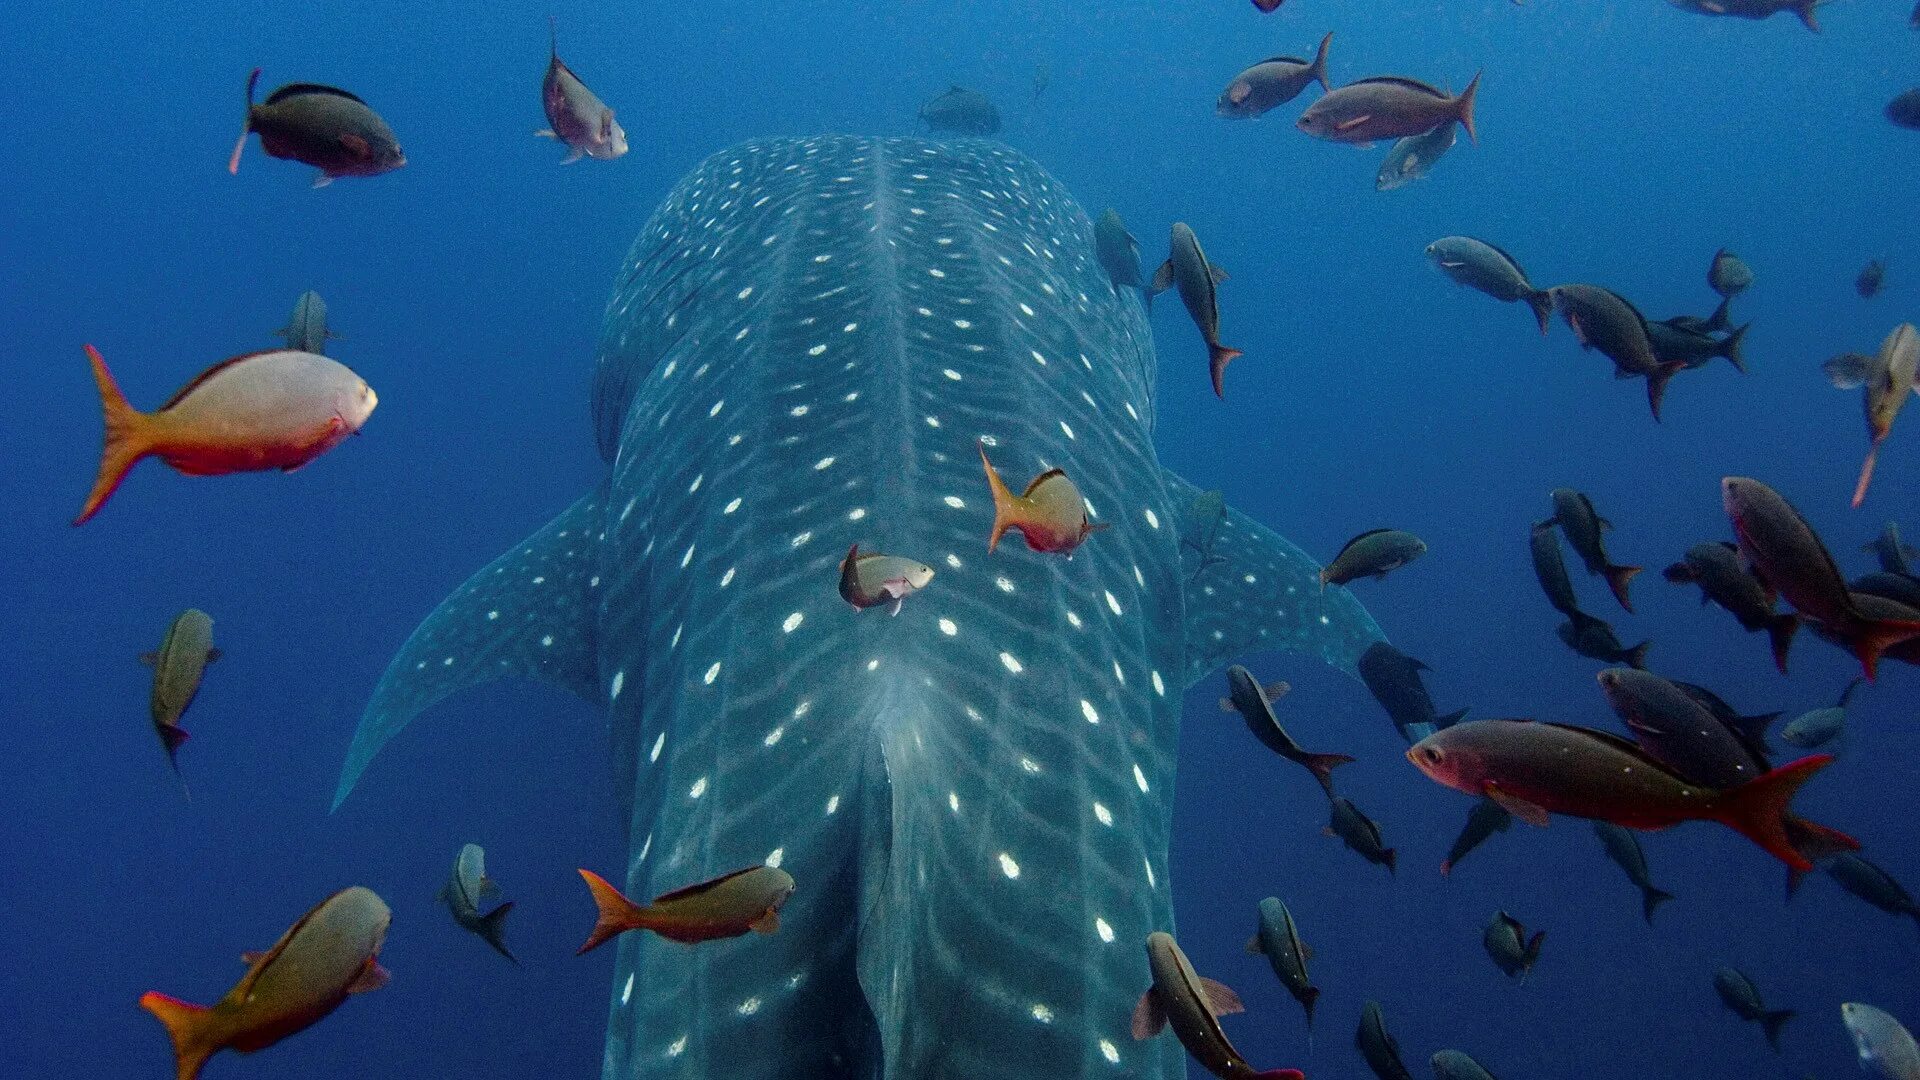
[3,1,1917,1077]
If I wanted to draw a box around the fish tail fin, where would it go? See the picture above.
[1762,1008,1796,1050]
[575,869,645,955]
[1785,865,1807,901]
[229,68,260,175]
[1252,1071,1305,1080]
[1624,640,1652,670]
[74,344,156,526]
[1795,0,1819,31]
[479,901,519,965]
[1712,755,1848,871]
[1524,930,1545,970]
[1767,613,1799,675]
[1853,444,1880,508]
[1457,71,1480,144]
[1382,847,1397,875]
[1707,295,1732,334]
[1721,321,1750,374]
[1604,563,1642,613]
[1641,884,1674,924]
[1436,707,1469,730]
[979,440,1017,552]
[1848,612,1920,680]
[1209,343,1244,399]
[1301,987,1319,1029]
[549,13,558,56]
[1526,289,1554,336]
[1645,360,1685,422]
[139,992,217,1080]
[1311,32,1332,92]
[1302,752,1356,796]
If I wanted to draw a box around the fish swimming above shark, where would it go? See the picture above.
[331,135,1383,1080]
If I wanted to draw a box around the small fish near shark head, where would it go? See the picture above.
[332,136,1382,1080]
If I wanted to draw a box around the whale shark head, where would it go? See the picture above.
[335,135,1381,1080]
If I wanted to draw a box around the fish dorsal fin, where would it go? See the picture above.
[1197,976,1244,1017]
[1021,468,1072,499]
[1335,528,1398,557]
[1245,935,1262,955]
[157,350,289,411]
[749,908,781,935]
[263,83,367,107]
[651,865,761,905]
[1299,941,1314,961]
[332,485,608,810]
[345,958,390,994]
[1599,287,1654,333]
[1347,75,1449,98]
[1255,55,1310,67]
[1478,239,1527,275]
[1484,784,1550,827]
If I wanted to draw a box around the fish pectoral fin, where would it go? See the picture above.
[338,132,372,160]
[204,647,222,663]
[1130,990,1168,1040]
[1148,259,1175,296]
[139,651,158,666]
[1335,114,1373,132]
[239,950,267,966]
[749,908,781,935]
[534,128,557,139]
[1198,976,1246,1017]
[311,173,334,189]
[1245,936,1262,955]
[561,148,585,165]
[1299,942,1314,960]
[346,958,391,994]
[1209,265,1229,285]
[1485,785,1551,827]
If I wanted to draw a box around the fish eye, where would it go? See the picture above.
[1420,747,1442,765]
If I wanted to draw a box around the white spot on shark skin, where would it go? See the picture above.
[737,286,754,301]
[939,618,958,636]
[999,652,1024,674]
[1152,670,1166,696]
[807,344,827,356]
[690,776,709,799]
[662,359,678,379]
[848,507,867,521]
[995,576,1016,594]
[791,405,810,417]
[724,497,742,514]
[540,635,554,648]
[704,661,722,685]
[1059,420,1075,440]
[1030,349,1048,366]
[1112,662,1126,685]
[638,832,652,863]
[1133,566,1146,588]
[681,544,697,569]
[866,657,881,671]
[948,791,961,813]
[610,671,625,699]
[650,732,666,762]
[794,699,812,718]
[1133,764,1150,793]
[1143,508,1161,529]
[998,852,1021,879]
[1095,918,1115,943]
[783,611,805,633]
[791,531,813,548]
[812,456,835,471]
[946,553,963,569]
[764,725,784,747]
[1144,859,1156,888]
[621,973,634,1005]
[671,625,683,649]
[1030,1003,1054,1024]
[953,318,972,329]
[1100,1039,1121,1065]
[487,609,499,621]
[1094,801,1113,826]
[720,567,736,588]
[532,575,546,585]
[765,848,784,869]
[925,415,942,428]
[1081,700,1100,724]
[943,495,966,509]
[1066,610,1083,629]
[1020,757,1042,774]
[843,322,859,332]
[825,794,840,814]
[738,996,763,1017]
[943,368,963,381]
[709,399,725,418]
[688,474,704,494]
[1104,591,1123,616]
[667,1036,687,1058]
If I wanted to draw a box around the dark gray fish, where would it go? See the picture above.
[1248,897,1319,1030]
[1598,668,1764,789]
[1148,223,1242,398]
[439,842,518,964]
[1665,296,1732,337]
[1556,617,1650,669]
[1431,1049,1499,1080]
[1663,541,1799,672]
[1321,529,1427,589]
[1441,798,1512,876]
[1780,679,1862,750]
[1326,796,1396,874]
[1667,0,1820,31]
[1224,665,1354,797]
[1854,571,1920,609]
[1709,248,1754,298]
[1180,489,1230,582]
[1377,124,1457,191]
[1482,911,1544,982]
[1889,90,1920,131]
[1094,209,1144,291]
[1299,74,1480,146]
[1132,932,1295,1080]
[1356,1000,1417,1080]
[538,18,628,164]
[276,291,336,355]
[141,608,221,797]
[1425,236,1553,335]
[1549,284,1685,421]
[1217,34,1332,119]
[1357,641,1468,743]
[1865,522,1918,575]
[1594,821,1675,923]
[1859,259,1889,298]
[1670,681,1779,767]
[1531,522,1613,651]
[1714,967,1796,1051]
[1826,853,1920,932]
[228,69,405,187]
[919,86,1001,135]
[1648,317,1748,374]
[1549,489,1641,613]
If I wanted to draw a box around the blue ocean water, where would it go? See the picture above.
[2,1,1916,1077]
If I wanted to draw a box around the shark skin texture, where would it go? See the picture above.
[334,135,1383,1080]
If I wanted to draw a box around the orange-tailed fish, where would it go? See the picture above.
[979,441,1108,556]
[139,886,391,1080]
[73,345,376,525]
[1147,223,1242,399]
[576,865,794,954]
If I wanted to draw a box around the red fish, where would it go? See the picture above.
[1407,719,1856,871]
[979,441,1109,555]
[1722,476,1920,678]
[73,345,376,525]
[140,886,391,1080]
[576,865,795,954]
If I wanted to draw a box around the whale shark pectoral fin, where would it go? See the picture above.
[1163,469,1386,685]
[332,484,609,810]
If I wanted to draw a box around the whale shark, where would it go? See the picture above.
[334,135,1382,1080]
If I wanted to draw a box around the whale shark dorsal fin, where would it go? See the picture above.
[1163,469,1385,685]
[332,484,609,810]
